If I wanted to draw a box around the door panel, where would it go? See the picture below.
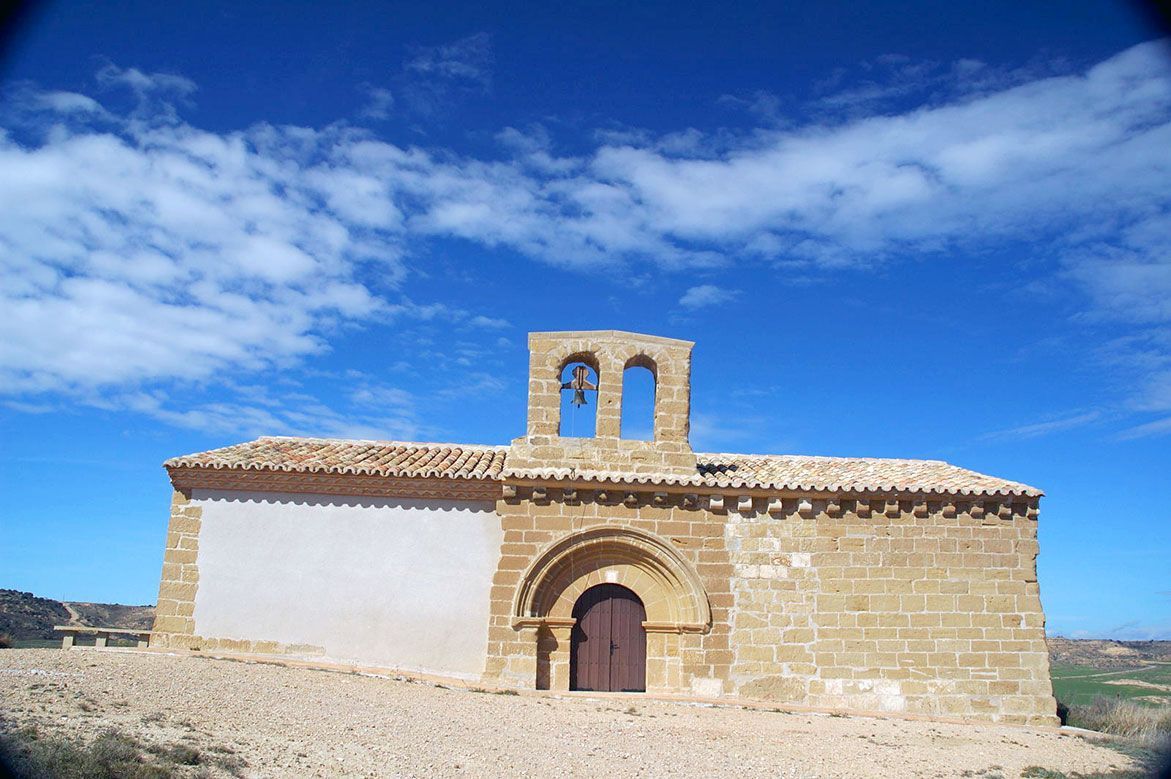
[609,592,647,692]
[574,587,610,691]
[570,584,647,692]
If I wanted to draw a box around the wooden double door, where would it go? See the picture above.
[570,584,647,692]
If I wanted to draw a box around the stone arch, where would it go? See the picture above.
[623,351,659,381]
[621,352,658,440]
[513,525,711,633]
[555,350,601,380]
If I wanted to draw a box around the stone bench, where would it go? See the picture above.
[54,625,152,649]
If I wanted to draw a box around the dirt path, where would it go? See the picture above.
[0,649,1152,778]
[1057,666,1159,680]
[60,602,82,626]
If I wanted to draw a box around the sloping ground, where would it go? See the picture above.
[0,649,1159,778]
[1049,638,1171,669]
[66,601,154,631]
[0,591,71,641]
[0,590,154,642]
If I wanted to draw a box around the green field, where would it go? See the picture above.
[1051,662,1171,707]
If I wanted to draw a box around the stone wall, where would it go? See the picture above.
[151,489,201,644]
[483,486,1057,726]
[725,496,1055,726]
[484,486,735,696]
[507,330,697,476]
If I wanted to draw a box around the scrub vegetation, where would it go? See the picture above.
[0,726,245,778]
[1048,642,1171,757]
[1050,660,1171,774]
[1058,694,1171,747]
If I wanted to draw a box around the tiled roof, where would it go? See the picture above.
[699,452,1040,497]
[167,437,1041,497]
[501,454,1039,497]
[165,437,508,481]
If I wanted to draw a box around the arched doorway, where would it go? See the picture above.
[512,525,711,692]
[570,584,647,692]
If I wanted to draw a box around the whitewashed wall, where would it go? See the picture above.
[191,490,502,678]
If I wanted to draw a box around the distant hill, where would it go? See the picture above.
[0,590,155,641]
[0,590,71,641]
[1048,637,1171,668]
[67,601,156,631]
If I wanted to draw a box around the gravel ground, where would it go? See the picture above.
[0,649,1151,778]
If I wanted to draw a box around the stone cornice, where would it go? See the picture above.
[500,477,1041,506]
[167,465,500,502]
[500,483,1040,519]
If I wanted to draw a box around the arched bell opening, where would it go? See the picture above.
[557,353,599,438]
[620,354,657,441]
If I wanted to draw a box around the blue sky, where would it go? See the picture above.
[0,1,1168,639]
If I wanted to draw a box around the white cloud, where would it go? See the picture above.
[495,125,580,174]
[372,41,1171,277]
[123,388,426,441]
[1064,212,1171,326]
[359,86,395,120]
[0,115,394,394]
[1117,415,1171,440]
[980,411,1103,442]
[35,91,105,115]
[717,90,784,125]
[1107,619,1171,641]
[689,410,786,453]
[96,65,198,98]
[2,42,1170,438]
[405,32,493,89]
[399,32,494,116]
[348,383,414,409]
[468,315,511,330]
[678,284,739,309]
[1138,369,1171,412]
[435,371,506,400]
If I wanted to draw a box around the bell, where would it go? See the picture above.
[561,363,597,407]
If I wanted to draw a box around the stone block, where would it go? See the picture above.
[169,516,201,534]
[153,616,191,634]
[158,581,197,602]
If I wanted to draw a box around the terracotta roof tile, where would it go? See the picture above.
[165,437,508,481]
[697,452,1041,497]
[167,437,1040,497]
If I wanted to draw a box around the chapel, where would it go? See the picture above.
[152,330,1057,725]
